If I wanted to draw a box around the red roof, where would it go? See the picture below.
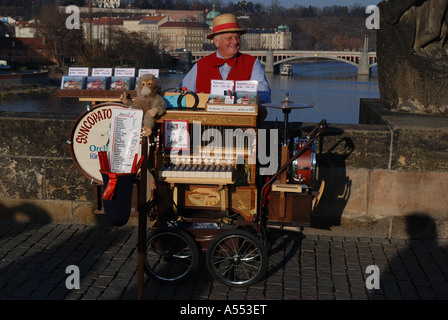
[15,21,35,28]
[91,17,123,25]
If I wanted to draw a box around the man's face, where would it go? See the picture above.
[213,33,241,59]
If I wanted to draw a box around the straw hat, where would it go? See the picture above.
[207,13,247,39]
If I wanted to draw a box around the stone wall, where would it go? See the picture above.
[1,99,447,238]
[263,100,448,238]
[0,112,101,225]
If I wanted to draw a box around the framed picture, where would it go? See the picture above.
[164,119,189,150]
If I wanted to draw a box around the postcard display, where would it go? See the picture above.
[206,80,259,113]
[61,67,159,91]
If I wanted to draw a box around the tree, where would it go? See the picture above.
[60,0,85,6]
[33,4,85,66]
[107,29,169,68]
[151,0,161,9]
[269,0,283,18]
[302,5,316,18]
[140,0,151,8]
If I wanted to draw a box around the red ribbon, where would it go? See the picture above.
[102,173,117,201]
[212,22,240,34]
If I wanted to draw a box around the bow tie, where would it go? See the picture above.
[214,56,237,68]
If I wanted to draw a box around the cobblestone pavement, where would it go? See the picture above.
[1,222,448,301]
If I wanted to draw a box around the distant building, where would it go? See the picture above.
[205,4,220,27]
[262,24,291,50]
[202,4,220,49]
[83,17,124,46]
[122,15,169,45]
[155,10,205,23]
[158,21,209,51]
[11,7,291,58]
[123,15,167,31]
[136,15,168,44]
[84,15,170,46]
[14,20,36,38]
[242,24,291,50]
[95,0,120,8]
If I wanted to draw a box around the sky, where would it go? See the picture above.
[250,0,381,9]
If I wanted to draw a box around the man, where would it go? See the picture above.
[181,13,271,104]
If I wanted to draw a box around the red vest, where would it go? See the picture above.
[196,52,256,93]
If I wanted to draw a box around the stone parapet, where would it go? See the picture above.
[1,101,447,239]
[360,98,448,172]
[312,167,448,239]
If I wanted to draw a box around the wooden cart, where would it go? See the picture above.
[65,89,327,294]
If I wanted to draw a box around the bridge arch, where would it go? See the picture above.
[189,50,377,72]
[268,55,360,69]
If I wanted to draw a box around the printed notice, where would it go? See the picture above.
[68,67,89,76]
[109,108,143,173]
[236,80,258,92]
[115,68,135,77]
[211,80,234,95]
[138,69,159,77]
[92,68,113,76]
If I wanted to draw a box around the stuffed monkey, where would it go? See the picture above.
[120,74,166,136]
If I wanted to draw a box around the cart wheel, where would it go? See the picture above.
[206,229,268,287]
[144,227,200,284]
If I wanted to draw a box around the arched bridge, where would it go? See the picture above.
[187,50,377,75]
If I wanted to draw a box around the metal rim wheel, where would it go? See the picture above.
[206,229,268,287]
[144,227,200,284]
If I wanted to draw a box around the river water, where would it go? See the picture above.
[0,61,379,125]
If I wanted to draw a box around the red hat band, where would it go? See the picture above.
[212,22,240,34]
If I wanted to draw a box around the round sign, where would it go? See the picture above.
[69,103,135,184]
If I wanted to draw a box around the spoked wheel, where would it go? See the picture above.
[144,227,200,284]
[206,229,268,287]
